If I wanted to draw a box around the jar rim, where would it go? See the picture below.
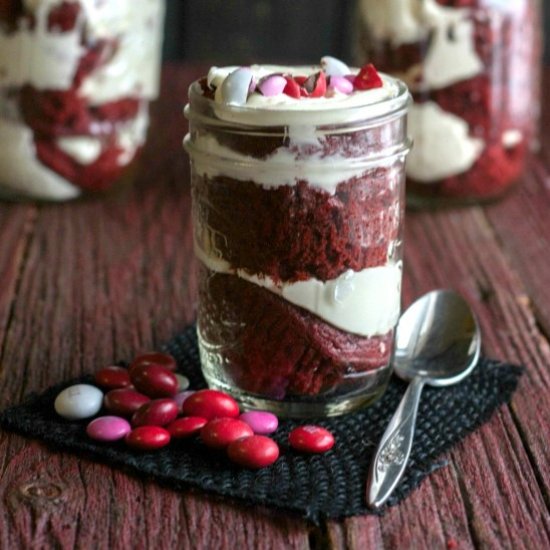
[185,72,411,128]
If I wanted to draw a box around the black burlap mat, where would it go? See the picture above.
[0,325,522,524]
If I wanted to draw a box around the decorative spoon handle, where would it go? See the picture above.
[367,376,425,508]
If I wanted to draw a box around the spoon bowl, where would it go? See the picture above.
[367,289,481,508]
[393,289,481,385]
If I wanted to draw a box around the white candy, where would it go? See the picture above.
[54,384,103,420]
[175,373,190,392]
[221,67,254,105]
[321,56,350,77]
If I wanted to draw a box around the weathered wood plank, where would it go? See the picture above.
[0,204,36,357]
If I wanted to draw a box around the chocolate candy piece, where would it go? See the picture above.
[54,384,103,420]
[181,389,239,420]
[129,351,177,373]
[288,425,335,453]
[131,398,179,427]
[104,388,150,417]
[130,364,178,398]
[125,426,170,451]
[239,411,278,435]
[200,418,253,449]
[166,416,207,439]
[86,416,131,442]
[227,435,280,469]
[94,366,131,390]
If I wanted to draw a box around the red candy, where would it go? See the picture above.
[288,425,335,453]
[354,63,383,91]
[130,364,178,398]
[125,426,171,451]
[129,352,177,373]
[227,435,280,469]
[181,389,240,420]
[200,418,253,449]
[283,76,301,98]
[94,366,131,390]
[132,398,179,427]
[302,71,327,98]
[166,416,208,439]
[104,388,150,417]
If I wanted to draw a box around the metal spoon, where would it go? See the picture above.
[366,289,481,508]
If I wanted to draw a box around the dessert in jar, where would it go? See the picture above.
[0,0,165,201]
[185,57,411,417]
[356,0,543,206]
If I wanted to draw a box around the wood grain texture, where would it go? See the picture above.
[1,64,550,549]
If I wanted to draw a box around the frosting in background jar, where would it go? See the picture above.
[0,0,165,200]
[358,0,486,182]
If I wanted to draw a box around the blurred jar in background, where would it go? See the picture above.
[0,0,165,201]
[356,0,543,206]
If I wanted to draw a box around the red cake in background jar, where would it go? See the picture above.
[0,0,165,200]
[356,0,542,206]
[185,58,412,417]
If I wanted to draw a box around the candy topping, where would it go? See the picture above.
[220,67,254,105]
[321,56,351,77]
[258,75,287,97]
[354,63,384,91]
[210,57,385,107]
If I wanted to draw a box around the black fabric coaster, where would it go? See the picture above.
[0,325,522,524]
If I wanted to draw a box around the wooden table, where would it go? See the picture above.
[1,65,549,549]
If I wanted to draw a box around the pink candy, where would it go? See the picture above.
[86,416,131,442]
[239,411,278,435]
[329,76,354,95]
[258,75,287,97]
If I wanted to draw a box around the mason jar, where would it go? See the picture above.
[185,63,411,417]
[0,0,165,201]
[356,0,543,206]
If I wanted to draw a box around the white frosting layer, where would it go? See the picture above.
[186,133,390,195]
[57,136,102,164]
[0,3,84,90]
[359,0,483,90]
[115,104,150,165]
[406,102,484,182]
[79,0,165,104]
[203,65,408,127]
[0,0,164,100]
[0,119,79,200]
[197,245,402,337]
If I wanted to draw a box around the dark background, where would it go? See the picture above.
[162,0,549,64]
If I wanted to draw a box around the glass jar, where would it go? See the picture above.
[184,65,411,417]
[356,0,543,206]
[0,0,165,201]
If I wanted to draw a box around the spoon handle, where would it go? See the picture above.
[367,377,425,508]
